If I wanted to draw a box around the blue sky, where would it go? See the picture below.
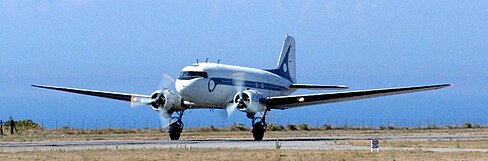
[1,1,487,128]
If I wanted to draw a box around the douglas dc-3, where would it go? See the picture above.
[33,35,451,140]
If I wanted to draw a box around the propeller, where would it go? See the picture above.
[225,72,247,118]
[160,119,173,129]
[159,73,176,90]
[130,73,176,129]
[225,103,238,118]
[155,73,175,129]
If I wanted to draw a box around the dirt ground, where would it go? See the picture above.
[2,127,488,142]
[2,128,488,160]
[2,147,488,161]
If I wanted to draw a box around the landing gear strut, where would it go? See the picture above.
[168,111,184,140]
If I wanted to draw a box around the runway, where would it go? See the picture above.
[2,135,488,152]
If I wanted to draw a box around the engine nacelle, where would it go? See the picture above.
[150,89,185,113]
[233,90,266,114]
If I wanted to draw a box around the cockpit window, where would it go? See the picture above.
[178,71,208,79]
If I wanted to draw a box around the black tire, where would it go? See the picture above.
[252,122,266,141]
[169,123,182,140]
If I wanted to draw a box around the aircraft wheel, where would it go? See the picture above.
[169,122,182,140]
[252,122,267,141]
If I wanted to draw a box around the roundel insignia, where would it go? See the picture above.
[283,63,288,73]
[208,79,216,92]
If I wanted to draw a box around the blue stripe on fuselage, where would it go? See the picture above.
[208,77,288,92]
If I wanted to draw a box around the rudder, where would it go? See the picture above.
[267,35,296,83]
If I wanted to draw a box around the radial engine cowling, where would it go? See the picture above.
[150,90,185,113]
[233,90,266,114]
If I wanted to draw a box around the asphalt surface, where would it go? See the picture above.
[2,135,488,152]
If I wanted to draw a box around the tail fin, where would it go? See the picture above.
[267,35,296,83]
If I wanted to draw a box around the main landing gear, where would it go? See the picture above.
[168,111,184,140]
[251,117,267,140]
[167,110,268,141]
[248,112,267,141]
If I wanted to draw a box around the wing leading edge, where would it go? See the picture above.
[31,85,150,102]
[267,84,452,109]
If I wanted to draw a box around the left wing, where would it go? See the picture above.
[267,84,451,109]
[31,85,150,103]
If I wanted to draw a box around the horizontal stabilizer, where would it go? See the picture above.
[290,84,349,90]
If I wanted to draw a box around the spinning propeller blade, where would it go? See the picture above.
[225,72,247,118]
[155,73,175,128]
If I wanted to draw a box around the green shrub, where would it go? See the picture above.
[268,124,284,131]
[387,125,395,130]
[299,123,310,131]
[61,125,72,130]
[286,124,298,131]
[3,119,42,134]
[464,122,472,128]
[322,124,332,130]
[426,124,438,129]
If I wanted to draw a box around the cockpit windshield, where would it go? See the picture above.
[178,71,208,80]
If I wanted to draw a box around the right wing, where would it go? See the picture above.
[267,84,452,109]
[32,84,210,108]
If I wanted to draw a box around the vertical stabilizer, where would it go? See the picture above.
[267,35,296,83]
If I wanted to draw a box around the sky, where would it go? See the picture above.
[1,1,487,128]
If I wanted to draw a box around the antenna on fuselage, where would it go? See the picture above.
[217,59,221,64]
[206,58,209,63]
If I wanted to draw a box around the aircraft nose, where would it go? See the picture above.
[175,79,199,95]
[175,80,188,94]
[176,78,207,99]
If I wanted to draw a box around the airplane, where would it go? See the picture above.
[32,35,451,141]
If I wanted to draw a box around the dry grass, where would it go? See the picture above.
[335,138,488,149]
[2,127,488,142]
[1,148,488,161]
